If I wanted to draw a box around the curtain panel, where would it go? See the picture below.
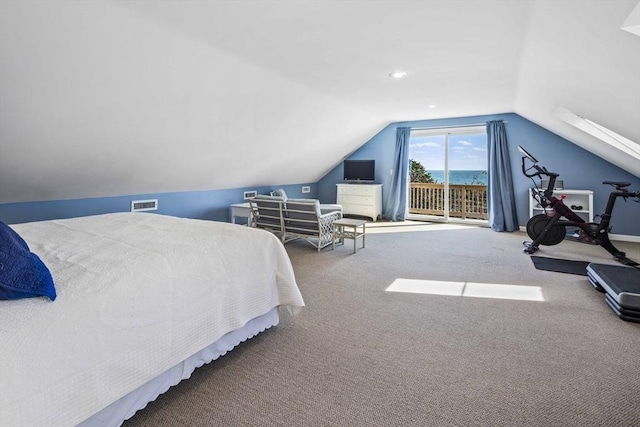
[383,127,410,221]
[487,120,519,232]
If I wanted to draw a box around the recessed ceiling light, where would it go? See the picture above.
[389,70,407,79]
[429,104,437,109]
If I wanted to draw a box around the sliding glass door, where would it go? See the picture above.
[407,126,488,223]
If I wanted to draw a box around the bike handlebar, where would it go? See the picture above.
[519,146,640,201]
[520,155,559,179]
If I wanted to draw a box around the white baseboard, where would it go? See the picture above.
[518,226,640,243]
[609,233,640,243]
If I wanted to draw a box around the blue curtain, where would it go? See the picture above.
[487,120,519,232]
[383,127,410,221]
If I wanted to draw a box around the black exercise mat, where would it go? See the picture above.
[530,256,590,275]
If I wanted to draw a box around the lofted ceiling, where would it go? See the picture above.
[0,0,638,204]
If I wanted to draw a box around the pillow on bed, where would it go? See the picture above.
[0,221,56,301]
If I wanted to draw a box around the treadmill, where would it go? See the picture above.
[587,263,640,323]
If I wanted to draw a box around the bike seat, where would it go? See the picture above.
[603,181,630,189]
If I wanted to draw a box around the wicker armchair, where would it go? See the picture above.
[249,195,285,240]
[282,199,342,251]
[249,196,342,251]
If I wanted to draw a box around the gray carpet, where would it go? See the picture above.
[124,222,640,426]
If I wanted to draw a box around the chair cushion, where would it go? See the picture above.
[286,199,321,217]
[284,199,321,232]
[254,194,285,202]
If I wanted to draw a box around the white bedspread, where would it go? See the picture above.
[0,213,304,427]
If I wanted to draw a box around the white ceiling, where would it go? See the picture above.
[0,0,638,203]
[120,0,530,122]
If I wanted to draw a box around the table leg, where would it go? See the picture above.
[352,226,356,254]
[362,223,365,249]
[332,225,336,250]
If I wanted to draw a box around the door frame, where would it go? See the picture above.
[406,125,488,225]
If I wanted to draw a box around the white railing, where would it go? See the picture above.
[409,183,488,220]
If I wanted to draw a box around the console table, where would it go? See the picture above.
[230,202,253,227]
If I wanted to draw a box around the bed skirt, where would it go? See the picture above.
[78,307,280,427]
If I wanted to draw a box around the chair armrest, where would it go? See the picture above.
[319,211,342,222]
[320,204,342,215]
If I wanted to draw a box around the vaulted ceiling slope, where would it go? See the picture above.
[0,0,638,204]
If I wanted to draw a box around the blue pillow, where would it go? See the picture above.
[0,221,56,301]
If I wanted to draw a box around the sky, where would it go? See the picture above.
[409,132,487,171]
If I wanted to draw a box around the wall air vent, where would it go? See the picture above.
[131,199,158,212]
[244,191,257,200]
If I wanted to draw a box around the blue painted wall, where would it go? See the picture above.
[0,183,316,225]
[317,113,640,237]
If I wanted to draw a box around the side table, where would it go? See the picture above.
[332,218,366,254]
[230,202,253,227]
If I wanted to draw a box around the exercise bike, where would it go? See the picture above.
[518,146,640,267]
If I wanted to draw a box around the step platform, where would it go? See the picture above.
[586,263,640,323]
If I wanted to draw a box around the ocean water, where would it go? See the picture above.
[427,170,488,185]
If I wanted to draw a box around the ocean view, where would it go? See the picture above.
[428,170,488,185]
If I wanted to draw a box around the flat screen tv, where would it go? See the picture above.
[343,160,375,182]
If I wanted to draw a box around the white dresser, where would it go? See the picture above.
[336,183,383,221]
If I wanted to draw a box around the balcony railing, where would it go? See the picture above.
[409,183,488,220]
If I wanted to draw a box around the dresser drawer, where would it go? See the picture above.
[337,185,376,196]
[338,194,374,206]
[341,204,375,217]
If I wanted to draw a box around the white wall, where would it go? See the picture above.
[0,0,383,203]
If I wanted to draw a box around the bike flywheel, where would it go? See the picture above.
[526,214,566,246]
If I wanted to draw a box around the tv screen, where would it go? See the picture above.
[343,160,375,182]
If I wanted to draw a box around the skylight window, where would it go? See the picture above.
[552,106,640,160]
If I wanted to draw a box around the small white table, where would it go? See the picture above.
[332,218,366,254]
[230,202,253,227]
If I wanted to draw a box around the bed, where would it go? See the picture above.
[0,212,305,427]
